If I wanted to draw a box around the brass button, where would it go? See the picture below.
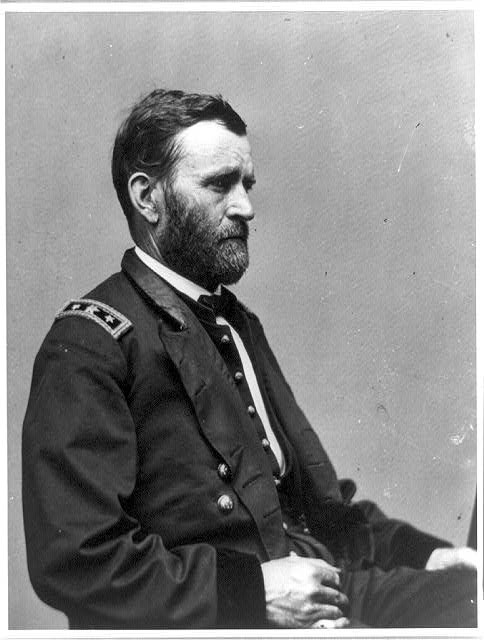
[303,527,310,534]
[261,438,270,450]
[282,522,288,531]
[217,462,231,481]
[217,494,234,514]
[247,405,256,416]
[221,334,231,345]
[274,476,281,487]
[234,371,244,383]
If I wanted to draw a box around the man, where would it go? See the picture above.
[22,89,477,629]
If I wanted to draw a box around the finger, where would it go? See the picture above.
[315,567,342,588]
[313,585,349,610]
[309,604,345,621]
[311,617,350,629]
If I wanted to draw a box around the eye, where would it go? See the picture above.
[211,176,231,191]
[206,172,255,193]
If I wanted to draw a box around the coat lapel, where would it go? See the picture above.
[122,249,255,462]
[122,250,285,556]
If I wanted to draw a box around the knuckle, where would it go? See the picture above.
[301,601,314,616]
[331,570,341,587]
[307,565,318,579]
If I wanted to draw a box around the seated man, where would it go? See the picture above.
[22,88,477,629]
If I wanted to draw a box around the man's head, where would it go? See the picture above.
[112,89,255,291]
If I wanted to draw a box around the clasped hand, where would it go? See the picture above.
[261,552,349,628]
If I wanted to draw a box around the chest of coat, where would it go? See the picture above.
[119,317,288,558]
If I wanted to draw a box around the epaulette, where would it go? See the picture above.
[56,298,133,340]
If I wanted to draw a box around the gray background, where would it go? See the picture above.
[7,10,475,629]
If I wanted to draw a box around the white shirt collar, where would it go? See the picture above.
[134,246,221,301]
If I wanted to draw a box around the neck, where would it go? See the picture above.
[134,235,165,265]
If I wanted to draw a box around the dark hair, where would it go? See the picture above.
[111,89,247,220]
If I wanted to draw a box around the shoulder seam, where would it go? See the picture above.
[239,301,258,320]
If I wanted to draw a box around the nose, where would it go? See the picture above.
[226,185,254,221]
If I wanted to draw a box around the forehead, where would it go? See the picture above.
[174,120,253,176]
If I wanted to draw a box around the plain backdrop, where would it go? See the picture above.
[6,10,475,629]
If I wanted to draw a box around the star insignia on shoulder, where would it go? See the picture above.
[56,298,133,339]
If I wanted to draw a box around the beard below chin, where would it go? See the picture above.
[161,233,249,290]
[215,240,249,286]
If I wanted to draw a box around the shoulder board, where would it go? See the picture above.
[56,298,133,340]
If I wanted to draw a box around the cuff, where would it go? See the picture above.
[215,549,266,628]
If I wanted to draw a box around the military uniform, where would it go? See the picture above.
[22,249,476,628]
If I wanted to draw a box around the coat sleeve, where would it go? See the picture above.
[354,499,452,571]
[22,317,265,629]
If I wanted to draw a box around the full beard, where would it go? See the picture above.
[156,187,250,292]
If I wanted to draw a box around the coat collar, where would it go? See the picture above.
[121,247,240,330]
[121,248,191,331]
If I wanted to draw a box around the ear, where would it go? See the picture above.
[128,172,162,224]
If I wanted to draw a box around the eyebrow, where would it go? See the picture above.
[201,167,256,186]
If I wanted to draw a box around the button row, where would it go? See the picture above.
[217,462,231,481]
[217,494,234,514]
[218,461,280,487]
[219,459,281,488]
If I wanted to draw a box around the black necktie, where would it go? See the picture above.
[198,288,238,324]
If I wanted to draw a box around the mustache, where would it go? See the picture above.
[218,221,249,241]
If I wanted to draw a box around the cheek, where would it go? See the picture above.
[171,180,227,225]
[196,194,227,225]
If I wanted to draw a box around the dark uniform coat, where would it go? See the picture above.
[22,249,450,629]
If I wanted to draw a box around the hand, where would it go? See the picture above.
[261,553,349,628]
[425,547,478,572]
